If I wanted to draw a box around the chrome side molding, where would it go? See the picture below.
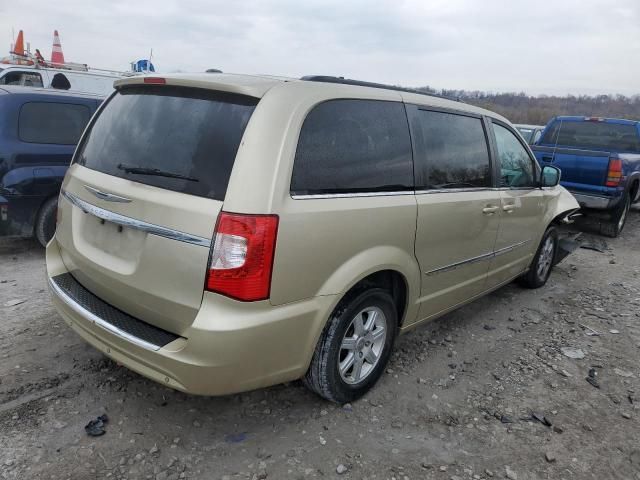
[62,190,211,248]
[493,239,531,257]
[425,251,494,276]
[425,239,531,276]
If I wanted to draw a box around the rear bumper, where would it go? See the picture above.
[46,239,337,396]
[570,191,618,210]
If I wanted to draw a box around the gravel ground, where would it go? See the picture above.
[1,209,639,480]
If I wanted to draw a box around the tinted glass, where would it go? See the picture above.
[19,102,91,144]
[76,86,258,201]
[517,127,534,143]
[412,109,491,189]
[494,123,536,187]
[0,71,43,87]
[290,99,413,195]
[540,120,640,152]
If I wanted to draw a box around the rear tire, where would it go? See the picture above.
[518,227,558,289]
[601,193,630,238]
[303,288,398,403]
[35,197,57,247]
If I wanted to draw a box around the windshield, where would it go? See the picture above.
[540,120,640,153]
[75,86,258,201]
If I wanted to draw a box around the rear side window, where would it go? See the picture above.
[19,102,91,145]
[75,86,258,201]
[540,120,640,152]
[290,99,413,195]
[411,109,491,189]
[0,71,43,87]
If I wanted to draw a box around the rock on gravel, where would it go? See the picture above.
[561,347,585,359]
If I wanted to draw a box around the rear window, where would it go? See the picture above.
[19,102,91,144]
[540,120,640,152]
[290,99,413,195]
[75,86,258,201]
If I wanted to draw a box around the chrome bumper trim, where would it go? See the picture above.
[571,192,612,210]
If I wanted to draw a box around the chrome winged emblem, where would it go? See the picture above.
[84,185,132,203]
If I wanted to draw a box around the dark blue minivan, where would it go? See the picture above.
[0,86,103,245]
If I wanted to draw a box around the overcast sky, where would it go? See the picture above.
[1,0,638,96]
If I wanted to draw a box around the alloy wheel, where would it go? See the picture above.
[536,235,555,280]
[338,307,387,384]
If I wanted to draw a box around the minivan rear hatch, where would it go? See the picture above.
[56,85,258,335]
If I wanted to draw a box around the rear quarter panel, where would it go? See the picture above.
[222,82,421,323]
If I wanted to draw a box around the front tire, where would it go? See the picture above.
[34,197,58,247]
[303,288,398,403]
[519,227,558,289]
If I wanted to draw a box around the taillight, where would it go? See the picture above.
[606,158,623,187]
[206,212,279,302]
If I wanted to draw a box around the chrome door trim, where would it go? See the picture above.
[84,185,132,203]
[48,276,162,351]
[414,187,490,195]
[425,251,494,276]
[493,239,531,257]
[425,239,531,276]
[291,191,414,200]
[61,190,211,248]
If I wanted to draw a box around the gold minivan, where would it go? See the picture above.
[47,73,579,403]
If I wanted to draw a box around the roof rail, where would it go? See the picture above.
[300,75,462,102]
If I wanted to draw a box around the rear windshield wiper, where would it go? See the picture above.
[117,163,199,182]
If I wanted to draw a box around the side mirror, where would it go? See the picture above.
[541,165,561,187]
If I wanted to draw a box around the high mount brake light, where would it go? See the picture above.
[143,77,166,84]
[206,212,279,302]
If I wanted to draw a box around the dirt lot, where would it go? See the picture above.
[1,210,639,480]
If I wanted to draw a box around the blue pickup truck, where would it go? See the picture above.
[531,116,640,237]
[0,86,103,245]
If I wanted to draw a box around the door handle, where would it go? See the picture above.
[541,155,554,162]
[503,204,516,213]
[482,206,499,214]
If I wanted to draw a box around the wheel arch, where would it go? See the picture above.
[627,175,640,203]
[337,269,410,328]
[315,246,420,328]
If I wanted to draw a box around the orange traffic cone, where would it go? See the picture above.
[12,30,25,56]
[51,30,65,65]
